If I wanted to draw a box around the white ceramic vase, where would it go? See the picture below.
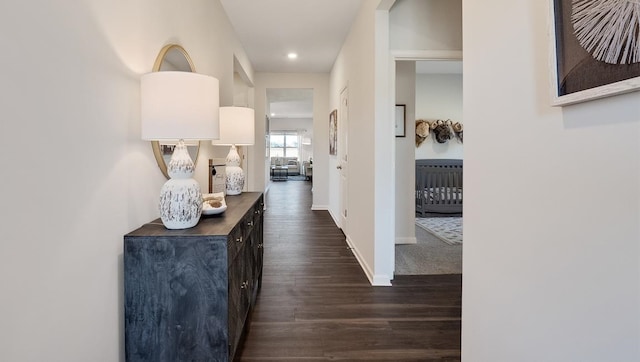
[225,145,244,195]
[159,140,202,229]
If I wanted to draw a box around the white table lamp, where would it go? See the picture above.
[141,71,220,229]
[212,106,255,195]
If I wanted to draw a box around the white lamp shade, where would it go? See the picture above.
[141,71,220,140]
[212,106,255,146]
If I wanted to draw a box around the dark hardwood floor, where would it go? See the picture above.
[236,180,462,361]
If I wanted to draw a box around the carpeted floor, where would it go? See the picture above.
[415,217,462,245]
[395,223,462,275]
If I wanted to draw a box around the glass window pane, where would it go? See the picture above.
[270,135,284,148]
[286,148,299,158]
[270,148,284,157]
[285,135,298,147]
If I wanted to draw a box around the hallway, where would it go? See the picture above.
[236,181,462,361]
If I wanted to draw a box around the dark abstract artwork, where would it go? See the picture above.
[551,0,640,105]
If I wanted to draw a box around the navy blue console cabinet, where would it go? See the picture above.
[124,192,264,362]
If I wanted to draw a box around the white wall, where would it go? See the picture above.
[463,1,640,361]
[270,117,313,137]
[0,1,251,361]
[390,0,462,51]
[330,1,384,283]
[415,73,463,159]
[395,61,417,244]
[250,73,329,209]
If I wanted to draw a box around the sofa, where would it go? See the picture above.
[270,157,300,175]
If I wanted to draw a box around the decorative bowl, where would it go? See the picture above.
[202,192,227,215]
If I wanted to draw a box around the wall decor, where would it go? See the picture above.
[265,115,270,158]
[432,120,453,144]
[549,0,640,106]
[452,121,463,143]
[395,104,406,137]
[415,120,430,147]
[329,109,337,155]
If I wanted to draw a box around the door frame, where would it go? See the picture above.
[390,50,463,275]
[338,85,349,232]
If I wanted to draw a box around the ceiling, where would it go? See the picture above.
[266,88,314,118]
[220,0,364,73]
[220,1,462,119]
[220,0,364,119]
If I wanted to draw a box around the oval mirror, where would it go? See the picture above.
[150,44,201,178]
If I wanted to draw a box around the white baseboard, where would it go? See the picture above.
[327,208,341,228]
[345,235,393,286]
[372,274,392,286]
[345,235,372,281]
[395,237,417,245]
[311,204,328,211]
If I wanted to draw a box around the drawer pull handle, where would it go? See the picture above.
[240,280,249,289]
[236,236,243,243]
[254,210,261,215]
[247,221,254,226]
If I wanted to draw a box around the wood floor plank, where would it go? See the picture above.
[235,181,461,361]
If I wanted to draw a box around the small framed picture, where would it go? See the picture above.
[395,104,406,137]
[329,109,337,155]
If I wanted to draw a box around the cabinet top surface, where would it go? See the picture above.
[125,192,262,238]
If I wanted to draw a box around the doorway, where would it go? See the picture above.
[265,88,314,186]
[394,59,463,275]
[338,86,349,231]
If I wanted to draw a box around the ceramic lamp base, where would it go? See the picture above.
[158,139,202,229]
[224,144,245,195]
[225,165,244,195]
[159,176,203,229]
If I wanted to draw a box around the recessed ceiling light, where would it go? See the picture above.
[287,52,298,60]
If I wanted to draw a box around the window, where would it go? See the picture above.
[270,132,299,158]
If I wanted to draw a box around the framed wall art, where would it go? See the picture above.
[265,115,270,158]
[549,0,640,106]
[329,109,337,155]
[395,104,406,137]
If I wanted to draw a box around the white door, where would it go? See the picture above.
[338,87,349,231]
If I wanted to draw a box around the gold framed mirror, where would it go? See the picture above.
[150,44,201,178]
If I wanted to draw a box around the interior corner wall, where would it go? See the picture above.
[250,73,329,209]
[233,72,251,107]
[463,1,640,361]
[415,73,463,159]
[395,61,417,244]
[0,1,250,361]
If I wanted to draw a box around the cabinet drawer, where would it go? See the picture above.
[228,245,252,358]
[227,224,244,261]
